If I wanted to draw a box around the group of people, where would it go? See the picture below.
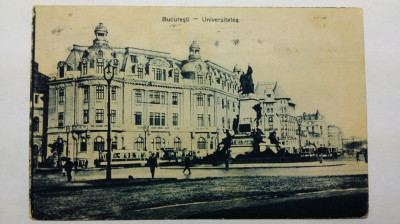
[146,153,192,179]
[62,154,193,181]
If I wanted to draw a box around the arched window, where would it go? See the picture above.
[135,137,144,151]
[33,117,39,132]
[197,137,207,150]
[94,136,104,151]
[174,137,181,150]
[152,137,165,151]
[112,136,117,150]
[80,138,87,152]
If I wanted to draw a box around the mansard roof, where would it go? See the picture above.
[255,82,291,100]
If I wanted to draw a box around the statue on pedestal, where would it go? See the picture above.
[238,66,254,95]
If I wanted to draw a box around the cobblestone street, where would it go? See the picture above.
[31,160,368,220]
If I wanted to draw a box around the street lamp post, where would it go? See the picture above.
[57,136,64,172]
[296,117,302,154]
[66,126,70,158]
[103,54,118,181]
[143,125,149,153]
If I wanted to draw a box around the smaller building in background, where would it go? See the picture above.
[327,124,344,153]
[255,82,297,153]
[297,110,328,149]
[31,62,49,165]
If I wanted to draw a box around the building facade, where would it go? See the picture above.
[327,125,344,152]
[297,110,329,149]
[46,23,240,166]
[255,82,298,152]
[31,62,49,165]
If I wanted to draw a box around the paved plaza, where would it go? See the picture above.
[31,159,368,219]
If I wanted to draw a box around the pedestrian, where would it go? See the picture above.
[74,160,78,171]
[147,153,158,179]
[85,159,88,169]
[63,158,74,181]
[183,155,191,174]
[356,152,360,162]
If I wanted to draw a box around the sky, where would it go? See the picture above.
[34,6,367,139]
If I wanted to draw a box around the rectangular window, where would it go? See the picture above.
[149,112,165,126]
[163,69,166,81]
[233,102,235,112]
[149,91,166,104]
[95,109,104,123]
[208,114,211,126]
[161,113,165,126]
[172,93,178,105]
[83,87,89,101]
[135,112,142,125]
[83,110,89,124]
[96,61,104,74]
[227,101,230,110]
[207,95,211,107]
[111,110,116,123]
[222,117,225,129]
[160,92,166,105]
[149,92,154,103]
[59,88,65,103]
[197,114,204,126]
[197,94,204,106]
[197,75,203,84]
[82,63,88,75]
[96,86,104,100]
[228,118,231,129]
[35,95,39,104]
[135,90,142,103]
[155,68,162,80]
[155,113,160,126]
[155,92,160,104]
[58,112,64,127]
[173,113,178,126]
[59,66,64,78]
[222,99,225,109]
[130,55,137,63]
[111,87,117,101]
[174,70,179,83]
[149,112,154,126]
[137,67,143,79]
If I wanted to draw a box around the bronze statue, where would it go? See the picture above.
[239,66,254,95]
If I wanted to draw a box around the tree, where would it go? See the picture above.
[49,139,64,171]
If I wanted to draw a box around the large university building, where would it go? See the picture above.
[44,23,344,166]
[46,23,241,166]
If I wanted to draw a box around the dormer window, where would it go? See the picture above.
[96,60,104,74]
[174,69,180,83]
[137,67,144,79]
[98,50,103,57]
[58,62,65,78]
[59,66,64,78]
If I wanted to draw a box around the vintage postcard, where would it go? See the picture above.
[30,6,368,220]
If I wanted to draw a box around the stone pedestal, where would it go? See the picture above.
[238,94,260,132]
